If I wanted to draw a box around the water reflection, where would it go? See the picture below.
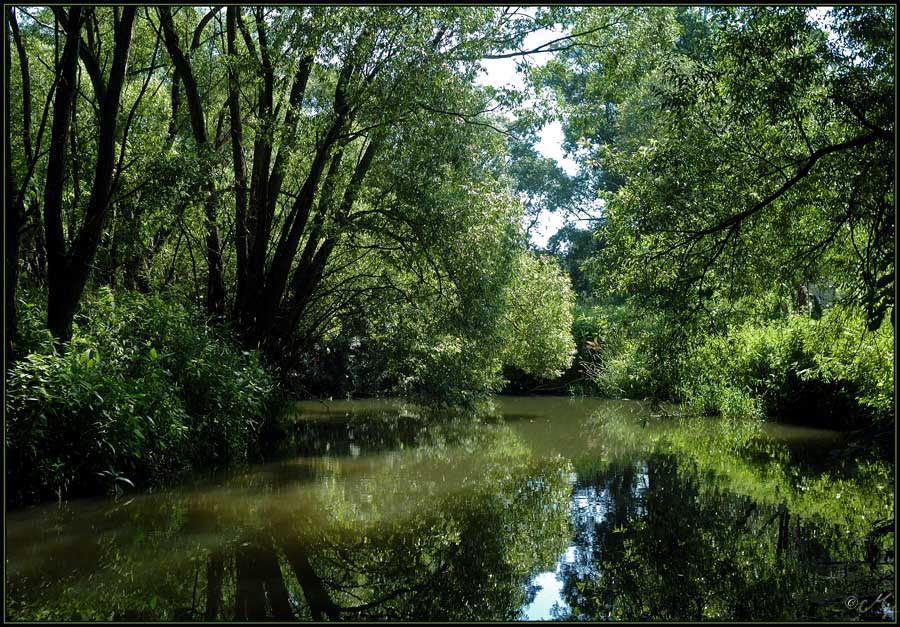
[523,408,894,622]
[6,397,894,621]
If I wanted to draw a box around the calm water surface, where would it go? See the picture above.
[6,397,895,621]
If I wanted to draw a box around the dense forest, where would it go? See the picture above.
[4,5,894,506]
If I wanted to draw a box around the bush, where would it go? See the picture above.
[6,288,278,505]
[678,307,893,428]
[573,299,892,430]
[571,301,683,400]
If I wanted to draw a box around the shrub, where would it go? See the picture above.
[678,307,893,428]
[576,298,892,430]
[6,288,278,505]
[572,302,684,400]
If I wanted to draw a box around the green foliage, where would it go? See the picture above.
[545,226,605,295]
[6,6,893,513]
[523,6,893,436]
[566,303,611,395]
[678,307,894,427]
[499,252,577,380]
[567,295,891,431]
[6,288,277,505]
[396,333,507,407]
[569,301,684,400]
[288,246,576,405]
[552,6,895,331]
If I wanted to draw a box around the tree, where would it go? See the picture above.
[157,6,227,318]
[35,7,140,341]
[500,251,577,379]
[218,8,520,354]
[537,7,894,329]
[6,6,580,400]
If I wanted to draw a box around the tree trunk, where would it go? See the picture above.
[253,114,346,343]
[5,139,22,365]
[5,8,23,363]
[272,136,381,353]
[202,182,226,319]
[46,7,137,341]
[42,7,83,341]
[227,7,250,328]
[158,7,226,319]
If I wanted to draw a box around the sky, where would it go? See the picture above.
[474,22,579,248]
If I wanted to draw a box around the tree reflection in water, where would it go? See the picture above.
[5,398,894,621]
[533,407,895,622]
[7,404,573,621]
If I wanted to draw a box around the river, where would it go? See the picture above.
[6,396,894,621]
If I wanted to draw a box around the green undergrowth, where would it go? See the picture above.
[6,288,281,506]
[678,308,893,428]
[570,301,893,431]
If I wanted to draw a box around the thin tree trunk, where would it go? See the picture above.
[5,8,24,363]
[158,6,226,319]
[5,164,22,362]
[227,7,249,328]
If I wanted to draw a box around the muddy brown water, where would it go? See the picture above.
[6,397,894,621]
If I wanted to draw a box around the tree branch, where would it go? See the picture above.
[687,132,883,239]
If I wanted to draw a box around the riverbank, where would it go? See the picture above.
[537,301,894,431]
[7,289,892,508]
[6,288,281,507]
